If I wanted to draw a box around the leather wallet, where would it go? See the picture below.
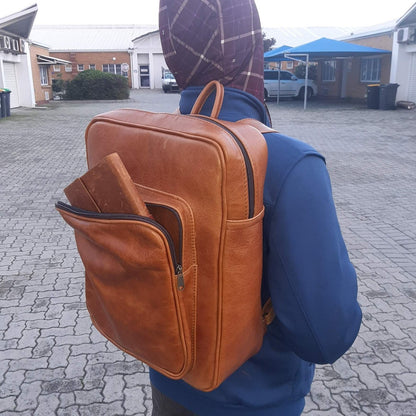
[64,152,151,217]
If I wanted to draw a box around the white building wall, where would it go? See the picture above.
[132,31,169,90]
[390,23,416,102]
[0,48,36,108]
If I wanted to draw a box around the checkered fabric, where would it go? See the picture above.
[159,0,264,102]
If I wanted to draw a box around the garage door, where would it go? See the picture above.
[408,53,416,102]
[3,62,20,108]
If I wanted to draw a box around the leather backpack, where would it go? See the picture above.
[56,81,274,391]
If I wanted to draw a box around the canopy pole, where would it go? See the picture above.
[284,53,310,110]
[277,62,281,105]
[304,54,309,110]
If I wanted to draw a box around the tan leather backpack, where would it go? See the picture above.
[56,81,274,391]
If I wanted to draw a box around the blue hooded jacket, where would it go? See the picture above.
[150,87,362,416]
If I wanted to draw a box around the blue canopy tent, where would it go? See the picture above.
[264,37,391,108]
[264,45,292,62]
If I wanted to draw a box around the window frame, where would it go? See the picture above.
[103,63,128,77]
[40,65,49,86]
[322,60,337,82]
[65,64,72,73]
[77,64,84,72]
[360,57,381,83]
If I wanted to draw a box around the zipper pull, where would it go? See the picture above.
[176,264,185,291]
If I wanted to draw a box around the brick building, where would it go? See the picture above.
[0,5,38,108]
[30,25,157,95]
[28,42,71,105]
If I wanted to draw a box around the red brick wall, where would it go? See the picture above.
[29,44,53,105]
[50,51,132,87]
[315,33,393,100]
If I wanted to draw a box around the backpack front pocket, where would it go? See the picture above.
[56,202,195,379]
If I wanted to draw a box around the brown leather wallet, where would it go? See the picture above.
[64,152,151,217]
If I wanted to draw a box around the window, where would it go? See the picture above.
[89,64,96,70]
[360,58,381,82]
[77,64,84,72]
[264,70,279,80]
[322,60,336,81]
[103,63,128,77]
[40,66,49,85]
[286,61,293,70]
[53,65,61,72]
[65,64,72,72]
[280,71,293,81]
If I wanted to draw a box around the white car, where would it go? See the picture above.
[162,71,179,93]
[264,70,317,100]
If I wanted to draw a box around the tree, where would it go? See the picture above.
[294,63,318,81]
[64,70,129,100]
[262,32,276,53]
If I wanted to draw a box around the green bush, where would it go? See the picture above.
[64,69,130,100]
[52,78,65,93]
[294,64,317,81]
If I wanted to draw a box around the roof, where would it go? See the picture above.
[262,26,363,48]
[132,29,159,43]
[396,2,416,28]
[269,37,391,61]
[0,4,38,39]
[36,54,71,65]
[339,21,395,42]
[264,45,292,62]
[30,24,157,51]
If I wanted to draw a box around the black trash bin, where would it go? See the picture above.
[366,84,380,109]
[0,89,11,118]
[379,83,399,110]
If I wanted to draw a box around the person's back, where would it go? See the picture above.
[151,1,362,415]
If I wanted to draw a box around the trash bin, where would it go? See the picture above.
[379,83,399,110]
[366,84,380,109]
[0,89,11,118]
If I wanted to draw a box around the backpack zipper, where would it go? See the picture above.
[189,116,255,218]
[55,201,184,290]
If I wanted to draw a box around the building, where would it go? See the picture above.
[28,41,71,104]
[30,25,157,91]
[390,3,416,103]
[131,30,167,90]
[0,5,38,108]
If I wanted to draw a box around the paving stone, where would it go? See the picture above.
[33,393,60,416]
[103,374,125,403]
[15,381,42,411]
[124,386,147,415]
[74,389,103,405]
[1,91,416,415]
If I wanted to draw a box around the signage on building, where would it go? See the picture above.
[0,34,25,54]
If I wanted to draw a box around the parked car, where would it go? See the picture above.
[162,70,179,93]
[264,70,317,100]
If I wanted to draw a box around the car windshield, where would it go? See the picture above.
[164,72,175,79]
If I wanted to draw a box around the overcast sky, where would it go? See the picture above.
[2,0,415,28]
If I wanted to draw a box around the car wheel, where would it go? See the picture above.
[264,88,269,101]
[298,87,313,100]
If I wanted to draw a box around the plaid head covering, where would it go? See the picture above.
[159,0,264,102]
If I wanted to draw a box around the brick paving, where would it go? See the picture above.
[1,90,415,415]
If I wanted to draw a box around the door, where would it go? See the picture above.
[3,62,19,108]
[139,65,150,88]
[408,53,416,102]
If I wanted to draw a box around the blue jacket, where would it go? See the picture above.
[150,87,362,416]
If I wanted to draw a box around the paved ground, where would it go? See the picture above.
[1,89,415,415]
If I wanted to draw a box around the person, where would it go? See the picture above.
[151,1,362,415]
